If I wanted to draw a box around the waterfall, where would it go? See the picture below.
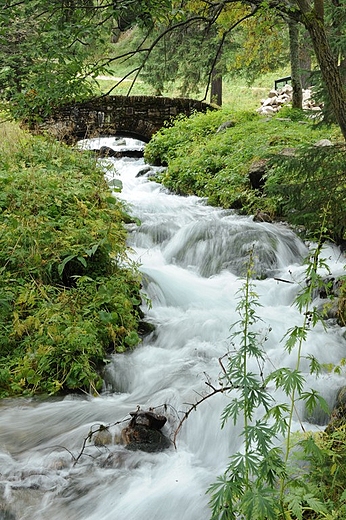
[1,137,345,520]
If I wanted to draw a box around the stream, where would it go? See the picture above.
[1,136,346,520]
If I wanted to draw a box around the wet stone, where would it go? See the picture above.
[120,409,171,452]
[122,425,171,452]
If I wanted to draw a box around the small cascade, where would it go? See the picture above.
[0,137,345,520]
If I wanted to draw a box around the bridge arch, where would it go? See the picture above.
[37,95,215,143]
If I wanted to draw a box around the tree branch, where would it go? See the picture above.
[172,381,233,448]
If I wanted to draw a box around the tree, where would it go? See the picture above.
[132,0,346,138]
[309,0,346,122]
[293,0,346,138]
[1,0,345,138]
[0,0,114,120]
[288,19,303,109]
[109,0,345,136]
[136,19,231,101]
[223,12,289,85]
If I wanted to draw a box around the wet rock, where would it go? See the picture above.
[138,320,156,337]
[97,146,144,159]
[248,159,268,190]
[253,210,272,223]
[315,276,346,324]
[120,409,171,452]
[129,410,167,429]
[94,425,112,446]
[121,425,171,452]
[325,386,346,433]
[99,146,118,157]
[136,166,152,177]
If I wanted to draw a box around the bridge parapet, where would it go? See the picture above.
[36,95,215,143]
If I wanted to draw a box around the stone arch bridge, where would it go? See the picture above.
[38,95,215,143]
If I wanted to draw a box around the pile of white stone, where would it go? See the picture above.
[257,84,323,115]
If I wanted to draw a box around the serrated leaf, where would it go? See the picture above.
[304,493,327,515]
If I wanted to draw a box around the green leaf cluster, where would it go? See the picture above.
[208,242,345,519]
[0,125,142,397]
[266,144,346,243]
[144,108,342,219]
[0,1,114,121]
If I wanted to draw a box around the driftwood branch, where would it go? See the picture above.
[50,403,180,465]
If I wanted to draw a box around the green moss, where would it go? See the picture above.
[145,108,343,230]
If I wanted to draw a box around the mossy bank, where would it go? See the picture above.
[0,122,142,397]
[144,107,345,243]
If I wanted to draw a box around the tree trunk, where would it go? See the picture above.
[295,0,346,140]
[299,30,312,89]
[288,19,303,109]
[210,67,222,106]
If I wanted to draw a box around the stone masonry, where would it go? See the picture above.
[36,95,214,143]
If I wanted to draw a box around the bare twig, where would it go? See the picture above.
[173,382,233,448]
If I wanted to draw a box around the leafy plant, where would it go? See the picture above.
[209,234,338,519]
[0,1,113,121]
[208,249,286,520]
[144,108,342,216]
[0,125,142,397]
[266,144,346,243]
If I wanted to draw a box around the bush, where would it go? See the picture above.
[0,128,141,397]
[145,108,342,216]
[266,144,346,242]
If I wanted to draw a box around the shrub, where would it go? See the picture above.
[0,129,141,397]
[266,144,346,243]
[145,108,342,216]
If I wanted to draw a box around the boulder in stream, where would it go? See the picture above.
[121,409,171,452]
[93,425,112,447]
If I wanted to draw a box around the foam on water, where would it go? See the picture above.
[1,138,345,520]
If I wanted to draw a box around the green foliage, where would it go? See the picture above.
[137,17,232,98]
[225,11,289,86]
[302,428,346,519]
[208,240,341,519]
[209,250,286,519]
[0,126,141,397]
[114,0,172,30]
[0,1,113,121]
[266,144,346,242]
[145,108,341,214]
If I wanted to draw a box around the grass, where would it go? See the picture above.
[94,71,284,110]
[144,104,343,236]
[0,119,28,160]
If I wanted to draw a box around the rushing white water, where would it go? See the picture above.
[1,137,346,520]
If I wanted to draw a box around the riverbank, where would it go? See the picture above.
[0,121,142,397]
[1,129,346,520]
[1,104,345,398]
[144,106,345,243]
